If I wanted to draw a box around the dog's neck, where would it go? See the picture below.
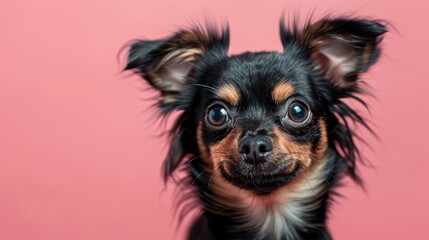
[189,154,336,240]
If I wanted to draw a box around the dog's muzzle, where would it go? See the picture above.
[238,136,273,165]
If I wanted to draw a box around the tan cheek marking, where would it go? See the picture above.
[217,84,240,105]
[196,122,210,163]
[272,121,329,204]
[209,127,242,166]
[196,123,244,205]
[198,125,245,206]
[272,127,313,167]
[272,120,329,169]
[272,82,295,104]
[313,120,329,159]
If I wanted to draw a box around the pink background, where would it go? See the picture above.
[1,0,428,239]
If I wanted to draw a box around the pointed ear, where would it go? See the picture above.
[301,18,387,87]
[124,26,229,111]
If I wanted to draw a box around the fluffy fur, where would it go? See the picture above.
[124,16,387,240]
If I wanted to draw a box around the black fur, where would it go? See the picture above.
[124,16,386,240]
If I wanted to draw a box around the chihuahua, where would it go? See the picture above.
[124,16,386,240]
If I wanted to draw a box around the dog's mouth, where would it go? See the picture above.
[218,159,303,195]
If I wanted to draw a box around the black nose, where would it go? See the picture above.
[239,137,273,164]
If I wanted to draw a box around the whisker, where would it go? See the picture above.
[190,83,217,92]
[205,173,215,193]
[186,155,201,164]
[300,171,315,192]
[192,165,215,184]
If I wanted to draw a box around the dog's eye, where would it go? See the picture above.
[287,101,311,124]
[207,105,229,127]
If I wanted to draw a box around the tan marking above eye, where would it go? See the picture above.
[272,82,295,103]
[217,84,240,105]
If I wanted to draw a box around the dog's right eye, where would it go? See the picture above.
[206,105,229,127]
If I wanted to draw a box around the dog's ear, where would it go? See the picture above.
[124,27,229,112]
[299,18,387,87]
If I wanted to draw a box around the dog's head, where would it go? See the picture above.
[125,18,386,195]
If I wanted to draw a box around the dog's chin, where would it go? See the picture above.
[219,160,303,195]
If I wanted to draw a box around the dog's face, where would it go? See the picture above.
[195,52,329,194]
[125,18,386,195]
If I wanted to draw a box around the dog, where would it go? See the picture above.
[124,15,387,240]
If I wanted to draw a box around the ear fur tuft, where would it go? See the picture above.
[124,24,229,112]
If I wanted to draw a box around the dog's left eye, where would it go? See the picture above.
[285,100,312,125]
[288,102,308,122]
[206,105,229,127]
